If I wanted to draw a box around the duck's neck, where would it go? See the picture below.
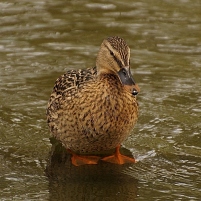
[98,70,121,87]
[97,66,117,77]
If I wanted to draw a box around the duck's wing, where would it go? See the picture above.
[47,66,97,121]
[46,67,97,125]
[52,66,97,96]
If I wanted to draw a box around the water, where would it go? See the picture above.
[0,0,201,200]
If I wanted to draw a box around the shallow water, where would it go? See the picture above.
[0,0,201,200]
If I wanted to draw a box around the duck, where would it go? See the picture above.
[46,36,140,166]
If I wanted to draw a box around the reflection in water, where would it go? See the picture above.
[46,138,138,201]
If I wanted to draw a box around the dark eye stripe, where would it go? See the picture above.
[105,44,124,68]
[113,55,123,68]
[109,50,115,56]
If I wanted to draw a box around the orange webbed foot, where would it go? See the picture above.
[67,149,101,166]
[101,145,136,165]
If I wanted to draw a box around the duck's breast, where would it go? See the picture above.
[53,75,138,153]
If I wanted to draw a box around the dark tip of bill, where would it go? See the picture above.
[132,89,138,96]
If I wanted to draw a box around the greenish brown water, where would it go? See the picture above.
[0,0,201,200]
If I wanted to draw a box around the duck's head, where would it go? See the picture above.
[96,36,140,96]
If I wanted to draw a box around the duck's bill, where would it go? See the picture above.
[117,66,140,96]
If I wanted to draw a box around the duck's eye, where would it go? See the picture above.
[110,51,115,56]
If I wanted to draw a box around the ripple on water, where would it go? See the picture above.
[121,152,201,200]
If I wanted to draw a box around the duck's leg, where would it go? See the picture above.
[101,145,136,164]
[67,149,101,166]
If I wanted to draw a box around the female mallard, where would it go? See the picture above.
[47,36,140,166]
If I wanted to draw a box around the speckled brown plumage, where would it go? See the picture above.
[47,36,139,155]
